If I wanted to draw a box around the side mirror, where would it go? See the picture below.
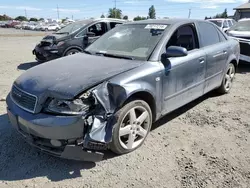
[166,46,188,57]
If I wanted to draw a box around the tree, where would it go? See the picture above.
[108,8,122,19]
[15,16,28,21]
[0,14,12,21]
[221,9,228,18]
[101,14,105,18]
[133,16,147,21]
[210,8,228,19]
[123,15,128,20]
[148,5,156,19]
[29,18,38,22]
[39,18,44,21]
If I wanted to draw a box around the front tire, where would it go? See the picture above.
[110,100,152,154]
[217,63,236,94]
[65,49,81,56]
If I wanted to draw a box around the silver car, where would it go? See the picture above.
[227,19,250,62]
[6,19,240,162]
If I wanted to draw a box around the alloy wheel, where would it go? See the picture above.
[224,64,235,91]
[118,106,150,150]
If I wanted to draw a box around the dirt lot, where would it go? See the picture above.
[0,28,250,188]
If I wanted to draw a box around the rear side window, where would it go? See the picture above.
[110,22,122,29]
[228,20,233,27]
[223,21,229,28]
[199,22,220,47]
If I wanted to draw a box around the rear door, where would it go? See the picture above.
[197,21,229,93]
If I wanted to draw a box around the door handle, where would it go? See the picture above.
[223,50,227,54]
[199,57,205,64]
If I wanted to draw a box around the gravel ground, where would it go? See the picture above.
[0,28,250,188]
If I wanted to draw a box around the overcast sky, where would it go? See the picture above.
[0,0,248,20]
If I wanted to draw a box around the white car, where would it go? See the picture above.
[207,18,236,32]
[41,24,61,31]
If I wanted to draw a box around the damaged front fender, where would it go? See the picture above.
[84,82,129,147]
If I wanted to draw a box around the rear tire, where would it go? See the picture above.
[217,63,236,94]
[110,100,152,155]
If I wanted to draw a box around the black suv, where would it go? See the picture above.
[32,18,127,62]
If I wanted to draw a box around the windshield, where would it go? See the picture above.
[209,20,222,27]
[86,24,167,60]
[229,20,250,31]
[56,22,85,34]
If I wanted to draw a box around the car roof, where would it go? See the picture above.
[208,18,232,21]
[123,18,208,25]
[238,18,250,22]
[75,18,127,24]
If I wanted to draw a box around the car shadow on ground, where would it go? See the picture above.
[0,91,218,182]
[17,61,40,70]
[0,113,97,182]
[237,62,250,74]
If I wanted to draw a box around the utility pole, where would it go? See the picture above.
[114,0,116,18]
[188,8,191,18]
[24,9,27,18]
[57,4,60,20]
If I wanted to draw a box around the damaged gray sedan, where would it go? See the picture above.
[6,19,240,162]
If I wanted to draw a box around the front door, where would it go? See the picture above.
[87,22,108,46]
[161,24,206,115]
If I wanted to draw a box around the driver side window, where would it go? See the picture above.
[88,22,107,37]
[166,24,198,51]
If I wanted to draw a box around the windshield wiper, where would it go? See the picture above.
[54,32,69,35]
[83,50,92,55]
[95,52,134,60]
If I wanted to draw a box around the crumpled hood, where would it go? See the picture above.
[15,53,144,99]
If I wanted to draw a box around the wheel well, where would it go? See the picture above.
[230,59,238,70]
[64,47,82,56]
[126,91,156,122]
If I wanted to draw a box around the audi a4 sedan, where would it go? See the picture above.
[7,19,240,162]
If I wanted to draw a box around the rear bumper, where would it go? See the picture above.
[6,94,105,162]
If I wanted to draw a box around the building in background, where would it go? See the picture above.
[234,0,250,21]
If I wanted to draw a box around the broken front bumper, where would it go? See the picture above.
[32,45,62,62]
[6,94,105,162]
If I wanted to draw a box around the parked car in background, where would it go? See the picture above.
[8,19,240,161]
[0,21,7,27]
[33,18,127,62]
[41,24,61,31]
[4,20,20,28]
[208,18,236,32]
[227,19,250,62]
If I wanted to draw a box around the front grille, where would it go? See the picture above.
[240,42,250,56]
[39,41,51,47]
[11,85,37,113]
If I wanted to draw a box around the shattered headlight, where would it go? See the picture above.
[44,91,95,115]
